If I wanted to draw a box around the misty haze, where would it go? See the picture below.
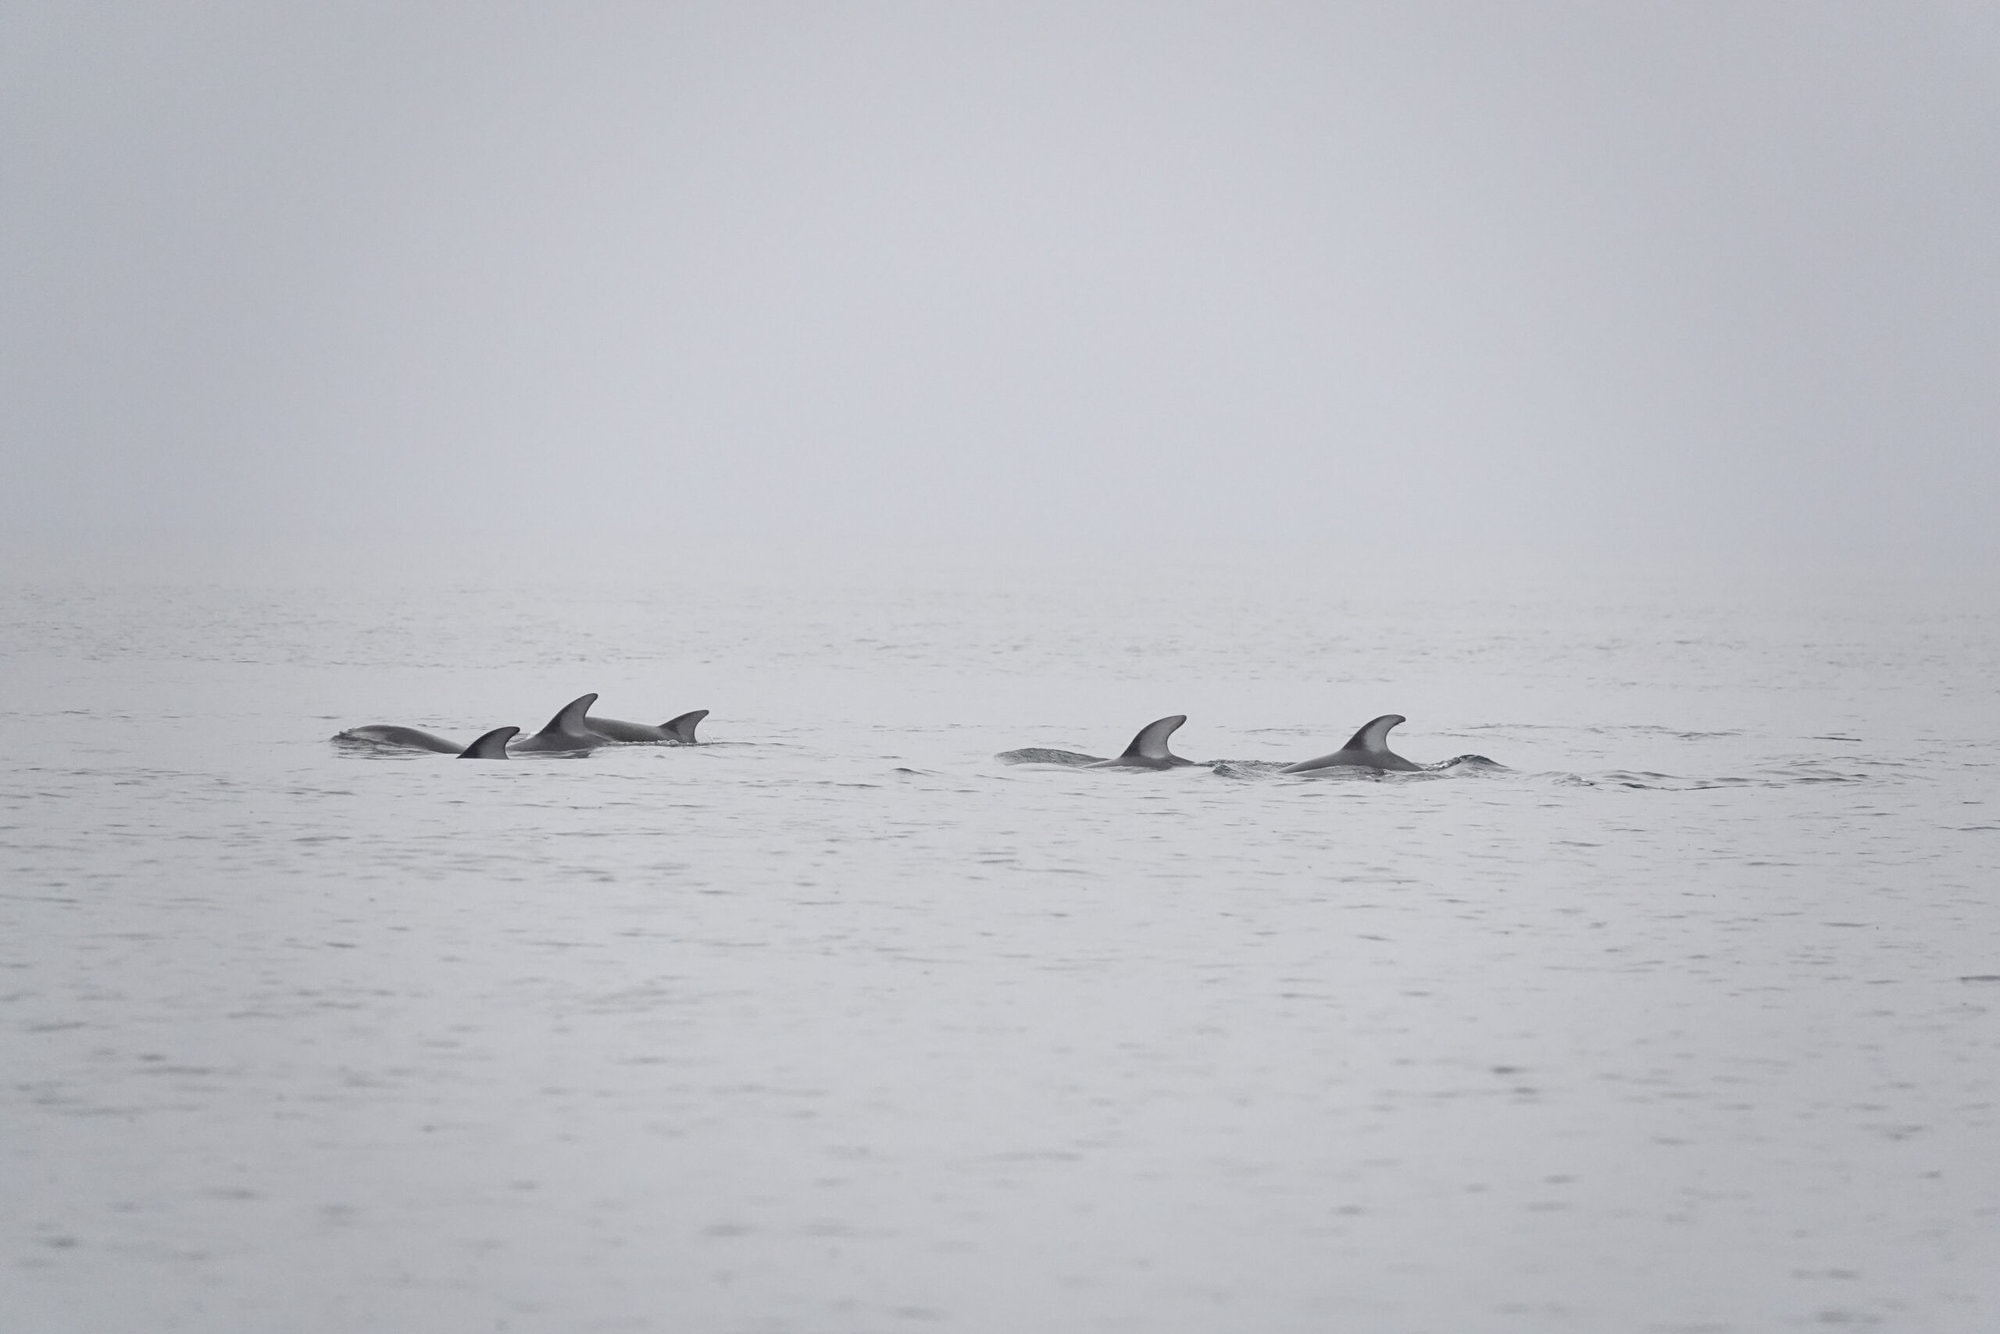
[4,5,1997,1332]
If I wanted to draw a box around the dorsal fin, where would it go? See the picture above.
[662,709,708,743]
[536,693,598,737]
[1343,714,1406,753]
[1120,715,1187,760]
[458,726,519,759]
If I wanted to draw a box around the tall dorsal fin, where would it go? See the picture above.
[1343,714,1406,753]
[536,693,598,737]
[458,726,519,759]
[662,709,708,743]
[1120,715,1187,760]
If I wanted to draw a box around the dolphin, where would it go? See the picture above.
[585,708,709,744]
[1280,714,1422,773]
[998,715,1197,769]
[335,724,463,753]
[334,723,520,759]
[507,693,609,754]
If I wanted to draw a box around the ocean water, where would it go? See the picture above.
[3,563,1998,1333]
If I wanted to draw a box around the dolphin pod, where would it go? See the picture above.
[337,703,1485,771]
[996,713,1471,772]
[333,693,710,759]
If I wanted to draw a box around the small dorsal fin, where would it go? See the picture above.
[458,726,519,759]
[662,709,708,743]
[1343,714,1406,753]
[536,693,599,737]
[1120,715,1187,760]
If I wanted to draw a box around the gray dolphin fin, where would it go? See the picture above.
[536,693,599,737]
[662,709,708,743]
[458,726,519,759]
[1344,714,1407,754]
[1120,715,1187,761]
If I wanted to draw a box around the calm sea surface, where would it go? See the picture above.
[4,566,1997,1332]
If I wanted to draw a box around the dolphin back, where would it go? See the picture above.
[662,709,708,743]
[458,726,519,759]
[536,693,599,738]
[1345,714,1407,754]
[1116,715,1192,766]
[582,707,709,743]
[1281,713,1420,773]
[580,714,659,742]
[334,725,464,753]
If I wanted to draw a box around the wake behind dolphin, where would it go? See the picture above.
[998,715,1199,770]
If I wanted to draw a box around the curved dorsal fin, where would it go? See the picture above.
[458,726,519,759]
[1343,714,1406,754]
[1120,715,1187,761]
[662,709,708,743]
[536,693,598,737]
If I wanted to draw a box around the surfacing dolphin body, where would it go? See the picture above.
[334,724,519,758]
[336,724,463,753]
[585,708,709,744]
[508,693,609,754]
[1280,714,1422,773]
[998,715,1197,769]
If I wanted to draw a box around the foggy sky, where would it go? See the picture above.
[5,3,1997,571]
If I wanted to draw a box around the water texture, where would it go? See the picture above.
[3,572,1997,1333]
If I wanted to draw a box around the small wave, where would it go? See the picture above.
[1211,757,1503,781]
[1756,762,1868,785]
[996,748,1099,767]
[1453,722,1567,732]
[1274,765,1388,781]
[1425,753,1507,772]
[1208,760,1290,780]
[330,734,439,757]
[1551,770,1704,790]
[1553,764,1867,790]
